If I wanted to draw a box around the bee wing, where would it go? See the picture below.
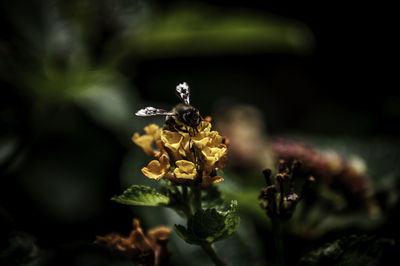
[175,82,190,105]
[135,107,174,117]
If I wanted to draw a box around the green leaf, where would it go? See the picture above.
[112,185,170,207]
[175,200,240,245]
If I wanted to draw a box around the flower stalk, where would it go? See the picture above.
[259,160,315,266]
[170,184,227,265]
[272,219,285,266]
[201,243,227,266]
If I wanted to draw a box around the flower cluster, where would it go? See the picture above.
[95,218,171,266]
[132,120,228,188]
[259,160,315,220]
[272,139,375,211]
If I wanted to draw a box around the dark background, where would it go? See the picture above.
[1,1,398,265]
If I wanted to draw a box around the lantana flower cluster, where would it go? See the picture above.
[132,120,228,188]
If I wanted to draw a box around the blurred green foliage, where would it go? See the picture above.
[131,4,314,57]
[299,235,394,266]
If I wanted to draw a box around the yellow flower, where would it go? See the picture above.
[173,160,197,180]
[161,130,183,150]
[144,124,161,140]
[132,124,161,157]
[208,131,223,146]
[198,121,212,132]
[141,154,170,180]
[192,130,223,150]
[132,133,154,156]
[134,119,228,187]
[201,146,228,167]
[161,130,190,158]
[192,132,210,149]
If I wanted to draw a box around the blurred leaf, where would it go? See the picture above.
[219,177,268,224]
[112,185,170,207]
[0,138,18,165]
[175,200,239,244]
[76,84,139,138]
[299,235,394,266]
[25,65,121,103]
[130,5,315,57]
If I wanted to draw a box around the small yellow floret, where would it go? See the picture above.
[141,154,170,180]
[173,160,197,180]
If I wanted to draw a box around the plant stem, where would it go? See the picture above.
[179,186,193,219]
[201,243,227,266]
[192,186,202,212]
[272,219,285,266]
[182,185,188,200]
[179,187,227,265]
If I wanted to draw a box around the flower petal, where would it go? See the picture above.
[197,121,212,132]
[201,146,227,166]
[161,130,183,151]
[200,171,224,188]
[173,160,197,180]
[144,124,161,140]
[192,132,210,149]
[132,133,155,157]
[141,155,170,180]
[208,131,223,146]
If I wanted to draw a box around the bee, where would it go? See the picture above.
[135,82,202,133]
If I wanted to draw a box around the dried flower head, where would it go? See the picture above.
[272,139,377,212]
[259,160,315,220]
[132,120,228,188]
[95,218,171,266]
